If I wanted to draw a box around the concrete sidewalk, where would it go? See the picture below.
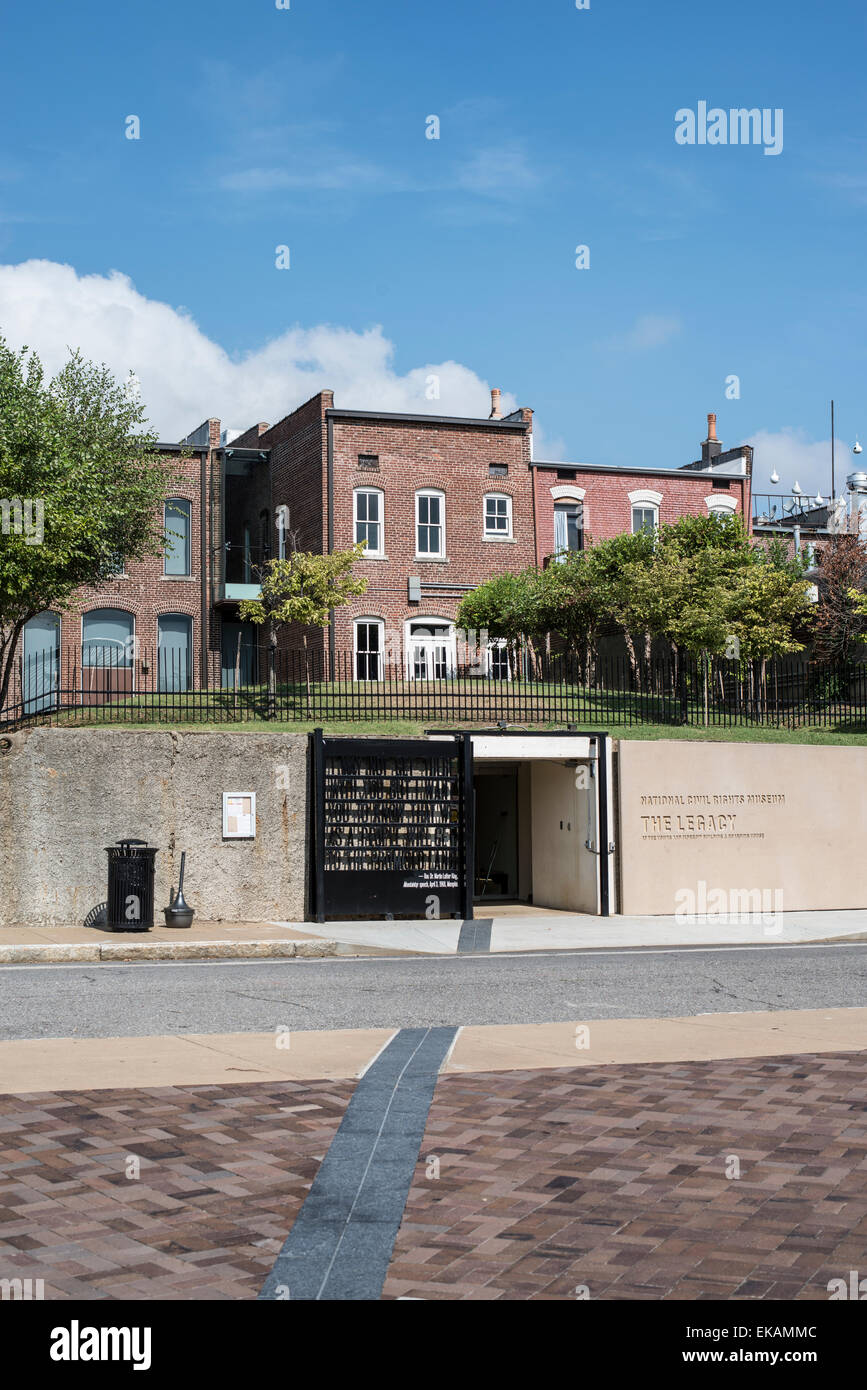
[0,920,348,965]
[2,1007,865,1093]
[1,906,866,964]
[291,907,867,955]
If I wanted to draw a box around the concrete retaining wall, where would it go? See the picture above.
[616,738,867,915]
[0,729,309,927]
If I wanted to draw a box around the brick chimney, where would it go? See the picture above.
[701,412,722,466]
[489,388,503,420]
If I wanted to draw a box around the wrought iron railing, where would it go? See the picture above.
[3,645,867,731]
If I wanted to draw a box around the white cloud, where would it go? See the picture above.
[747,427,850,497]
[531,422,567,462]
[219,162,421,193]
[599,313,683,352]
[453,142,542,198]
[0,259,519,438]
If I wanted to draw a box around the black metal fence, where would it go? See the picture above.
[3,645,867,730]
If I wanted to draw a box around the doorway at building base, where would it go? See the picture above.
[310,729,614,922]
[311,731,472,922]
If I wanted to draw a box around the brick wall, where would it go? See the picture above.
[54,449,209,676]
[326,413,534,662]
[533,464,752,564]
[9,393,758,699]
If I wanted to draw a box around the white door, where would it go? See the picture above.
[406,622,455,681]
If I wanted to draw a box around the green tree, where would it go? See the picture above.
[653,522,812,723]
[536,551,608,682]
[457,569,544,676]
[0,336,176,711]
[239,543,368,697]
[581,530,657,685]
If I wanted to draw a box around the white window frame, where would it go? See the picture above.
[553,501,584,559]
[550,485,587,555]
[404,617,456,681]
[486,637,511,681]
[628,489,662,535]
[354,487,385,557]
[353,617,385,681]
[483,492,513,540]
[704,494,738,516]
[415,489,446,559]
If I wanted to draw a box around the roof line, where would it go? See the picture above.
[532,460,747,479]
[325,407,529,430]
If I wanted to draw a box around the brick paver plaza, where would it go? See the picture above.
[1,1049,864,1300]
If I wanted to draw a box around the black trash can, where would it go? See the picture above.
[105,839,158,931]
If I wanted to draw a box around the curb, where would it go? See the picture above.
[0,938,340,965]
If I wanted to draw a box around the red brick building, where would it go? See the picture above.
[12,394,752,707]
[533,413,751,567]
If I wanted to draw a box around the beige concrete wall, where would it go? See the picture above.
[530,761,598,912]
[0,729,309,927]
[616,739,867,914]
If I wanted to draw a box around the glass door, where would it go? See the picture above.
[406,622,455,681]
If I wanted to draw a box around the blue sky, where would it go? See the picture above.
[1,0,866,492]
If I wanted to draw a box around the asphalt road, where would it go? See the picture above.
[0,943,864,1040]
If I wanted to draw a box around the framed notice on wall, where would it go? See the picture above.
[223,792,256,839]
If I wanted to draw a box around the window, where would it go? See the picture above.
[416,490,445,557]
[704,494,738,517]
[628,489,662,535]
[487,638,510,681]
[354,619,384,681]
[354,488,383,555]
[484,493,513,539]
[82,609,134,667]
[358,454,380,471]
[158,614,192,692]
[557,468,578,481]
[23,613,60,713]
[164,499,191,576]
[554,502,583,557]
[631,505,658,535]
[275,505,288,560]
[489,462,508,477]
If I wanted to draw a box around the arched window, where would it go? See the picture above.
[629,489,662,535]
[354,618,385,681]
[23,613,60,713]
[82,609,135,667]
[550,484,586,560]
[164,498,192,576]
[704,494,738,517]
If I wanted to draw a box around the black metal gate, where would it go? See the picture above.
[311,730,473,921]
